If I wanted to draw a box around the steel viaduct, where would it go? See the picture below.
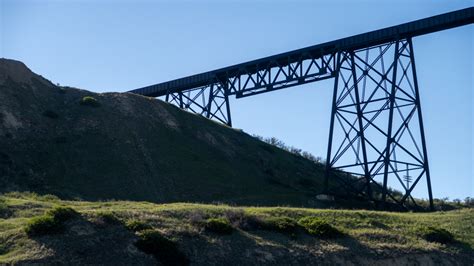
[129,8,474,210]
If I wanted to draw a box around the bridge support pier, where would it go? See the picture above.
[165,81,232,126]
[324,38,433,210]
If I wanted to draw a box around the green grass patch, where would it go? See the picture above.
[24,215,60,236]
[80,96,100,107]
[250,216,299,233]
[204,217,233,235]
[298,216,342,238]
[125,220,152,232]
[24,206,79,237]
[135,229,189,266]
[1,192,471,265]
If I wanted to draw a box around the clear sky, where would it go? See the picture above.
[1,0,472,200]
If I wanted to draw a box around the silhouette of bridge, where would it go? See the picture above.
[130,8,473,210]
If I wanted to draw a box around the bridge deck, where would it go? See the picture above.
[129,7,473,97]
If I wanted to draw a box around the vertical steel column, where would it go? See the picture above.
[206,84,214,119]
[325,52,342,193]
[382,40,400,205]
[223,82,232,127]
[407,38,434,210]
[178,92,184,109]
[349,51,372,200]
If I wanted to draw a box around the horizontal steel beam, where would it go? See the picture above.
[129,7,473,97]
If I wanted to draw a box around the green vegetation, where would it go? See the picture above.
[95,211,121,225]
[24,215,59,236]
[0,192,472,264]
[204,217,233,234]
[252,135,324,165]
[252,216,298,233]
[0,243,7,255]
[79,96,100,107]
[46,206,78,221]
[125,220,152,232]
[24,206,78,236]
[0,198,10,218]
[135,229,189,266]
[415,226,454,244]
[298,216,342,238]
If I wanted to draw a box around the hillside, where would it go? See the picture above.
[0,58,349,207]
[0,192,472,265]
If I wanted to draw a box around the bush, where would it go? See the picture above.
[135,230,189,266]
[25,215,61,236]
[25,206,79,236]
[42,110,59,119]
[249,216,298,233]
[415,226,454,244]
[0,198,11,218]
[204,217,233,235]
[47,206,78,222]
[96,212,121,225]
[80,96,100,107]
[39,194,61,202]
[0,242,7,255]
[298,217,341,238]
[125,220,152,232]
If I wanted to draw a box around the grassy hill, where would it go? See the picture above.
[1,58,347,207]
[0,60,471,264]
[0,192,472,265]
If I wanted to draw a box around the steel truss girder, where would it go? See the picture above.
[222,53,337,98]
[162,53,337,126]
[325,38,434,210]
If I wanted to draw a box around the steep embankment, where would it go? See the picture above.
[0,193,472,265]
[0,58,333,206]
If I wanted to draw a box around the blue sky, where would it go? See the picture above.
[1,0,472,200]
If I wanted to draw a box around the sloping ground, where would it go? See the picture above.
[0,58,340,207]
[0,193,472,265]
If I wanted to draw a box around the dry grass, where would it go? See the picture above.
[0,192,472,264]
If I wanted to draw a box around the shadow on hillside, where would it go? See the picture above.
[24,216,156,265]
[177,228,474,265]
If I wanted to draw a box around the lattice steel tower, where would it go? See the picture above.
[325,38,433,210]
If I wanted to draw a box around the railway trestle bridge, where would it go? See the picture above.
[130,8,474,210]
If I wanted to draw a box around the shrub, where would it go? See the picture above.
[135,230,189,266]
[260,216,299,233]
[25,215,61,236]
[46,206,79,222]
[415,226,454,244]
[0,199,11,218]
[188,210,204,225]
[24,206,79,236]
[42,110,59,119]
[125,220,152,232]
[246,216,298,233]
[298,217,341,238]
[80,96,100,107]
[96,212,121,225]
[204,217,233,235]
[0,242,7,255]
